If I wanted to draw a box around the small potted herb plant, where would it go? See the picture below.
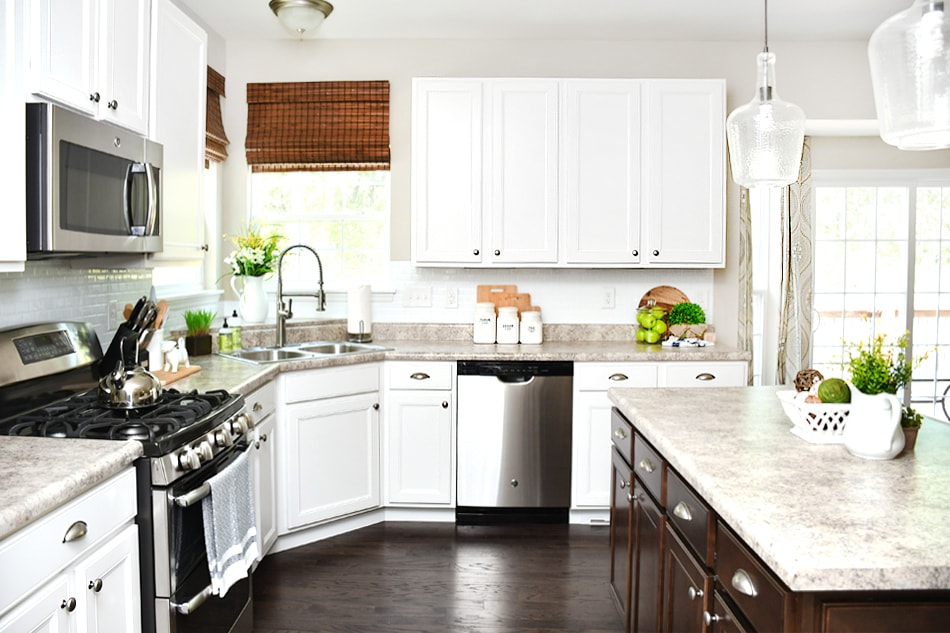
[847,331,927,450]
[667,302,707,339]
[183,309,216,356]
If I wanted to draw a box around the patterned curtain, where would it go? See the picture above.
[776,138,814,384]
[737,187,754,384]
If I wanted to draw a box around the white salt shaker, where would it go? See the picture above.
[496,306,520,344]
[520,310,543,345]
[473,302,496,344]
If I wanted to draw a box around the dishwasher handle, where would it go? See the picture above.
[496,375,534,384]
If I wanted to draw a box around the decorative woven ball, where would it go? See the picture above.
[794,369,824,393]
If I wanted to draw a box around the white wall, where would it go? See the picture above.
[216,37,882,346]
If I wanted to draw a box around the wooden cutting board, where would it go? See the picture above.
[150,364,201,386]
[638,286,690,314]
[476,285,518,303]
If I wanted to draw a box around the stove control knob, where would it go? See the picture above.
[196,440,214,463]
[178,448,200,472]
[214,426,234,448]
[229,415,249,437]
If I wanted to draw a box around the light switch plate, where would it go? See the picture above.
[404,285,433,307]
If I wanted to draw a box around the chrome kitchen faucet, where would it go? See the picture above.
[276,244,326,347]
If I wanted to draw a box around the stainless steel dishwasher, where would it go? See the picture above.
[456,360,573,524]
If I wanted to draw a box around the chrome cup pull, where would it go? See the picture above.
[672,501,693,522]
[695,372,716,381]
[608,373,629,381]
[410,372,430,380]
[731,568,758,597]
[63,520,88,543]
[638,458,655,474]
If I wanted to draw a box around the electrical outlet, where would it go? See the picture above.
[404,285,433,308]
[601,287,616,309]
[108,300,119,330]
[445,288,459,309]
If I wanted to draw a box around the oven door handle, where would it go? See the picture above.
[172,483,210,508]
[171,584,213,615]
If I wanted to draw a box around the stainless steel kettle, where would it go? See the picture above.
[98,335,163,409]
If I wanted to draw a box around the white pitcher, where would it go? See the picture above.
[842,390,905,460]
[230,275,269,324]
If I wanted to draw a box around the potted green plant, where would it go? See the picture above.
[183,309,216,356]
[667,302,707,339]
[847,331,927,450]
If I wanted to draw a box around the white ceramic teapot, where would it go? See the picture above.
[842,390,905,460]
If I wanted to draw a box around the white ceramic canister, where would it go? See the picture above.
[496,306,520,344]
[473,302,497,344]
[520,309,543,344]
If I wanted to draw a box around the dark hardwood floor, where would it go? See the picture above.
[252,522,624,633]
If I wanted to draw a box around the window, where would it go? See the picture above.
[811,171,950,420]
[248,170,390,288]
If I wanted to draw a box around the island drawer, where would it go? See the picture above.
[633,433,665,506]
[610,408,634,465]
[667,469,714,567]
[716,522,790,633]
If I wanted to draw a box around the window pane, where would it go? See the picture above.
[846,187,877,239]
[815,187,846,240]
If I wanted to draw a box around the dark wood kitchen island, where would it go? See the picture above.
[607,385,950,633]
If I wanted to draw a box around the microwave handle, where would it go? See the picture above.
[125,163,159,237]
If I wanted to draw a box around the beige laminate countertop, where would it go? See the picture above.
[0,337,747,541]
[608,385,950,593]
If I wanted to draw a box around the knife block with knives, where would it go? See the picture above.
[99,296,163,377]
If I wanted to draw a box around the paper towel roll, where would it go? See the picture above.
[347,285,373,342]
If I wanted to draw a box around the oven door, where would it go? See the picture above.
[152,441,255,633]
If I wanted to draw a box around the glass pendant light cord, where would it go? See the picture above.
[763,0,769,53]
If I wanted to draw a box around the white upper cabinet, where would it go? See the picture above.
[562,80,642,265]
[148,0,207,262]
[0,0,26,271]
[642,79,725,266]
[411,77,726,268]
[26,0,150,133]
[488,80,559,264]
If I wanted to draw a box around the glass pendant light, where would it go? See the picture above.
[868,1,950,150]
[269,0,334,39]
[726,0,806,188]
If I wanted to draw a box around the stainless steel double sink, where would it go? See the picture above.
[218,341,390,364]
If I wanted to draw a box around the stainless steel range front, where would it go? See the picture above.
[0,322,256,633]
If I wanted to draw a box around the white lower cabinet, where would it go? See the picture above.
[572,360,747,512]
[278,364,381,532]
[384,362,456,506]
[247,381,278,559]
[0,469,140,633]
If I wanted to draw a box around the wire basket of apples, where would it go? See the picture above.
[635,300,668,345]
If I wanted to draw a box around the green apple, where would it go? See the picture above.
[636,327,647,342]
[653,321,667,335]
[651,307,665,319]
[644,329,661,344]
[640,314,656,329]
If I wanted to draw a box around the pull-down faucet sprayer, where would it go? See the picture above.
[276,244,325,347]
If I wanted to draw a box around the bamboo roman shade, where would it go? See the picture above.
[206,66,230,164]
[245,80,390,172]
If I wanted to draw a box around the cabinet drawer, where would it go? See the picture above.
[0,469,136,613]
[610,408,634,465]
[716,522,790,633]
[575,362,657,391]
[246,380,278,422]
[387,361,454,390]
[633,433,665,506]
[283,363,380,403]
[667,469,714,567]
[662,362,747,387]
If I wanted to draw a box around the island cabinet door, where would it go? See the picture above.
[662,524,710,633]
[632,483,664,633]
[810,600,950,633]
[706,591,753,633]
[609,448,634,629]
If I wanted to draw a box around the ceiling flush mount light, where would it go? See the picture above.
[726,0,806,188]
[868,1,950,150]
[269,0,334,38]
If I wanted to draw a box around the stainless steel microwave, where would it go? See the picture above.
[25,103,162,256]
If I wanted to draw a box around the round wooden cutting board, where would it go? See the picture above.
[637,286,690,314]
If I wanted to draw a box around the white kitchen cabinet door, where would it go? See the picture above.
[251,411,277,557]
[642,80,726,266]
[386,391,454,505]
[0,574,70,632]
[76,524,141,633]
[562,80,642,265]
[411,79,483,264]
[571,390,615,508]
[0,0,25,271]
[97,0,150,132]
[659,361,748,387]
[148,0,207,262]
[282,392,380,530]
[488,80,559,264]
[27,0,98,116]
